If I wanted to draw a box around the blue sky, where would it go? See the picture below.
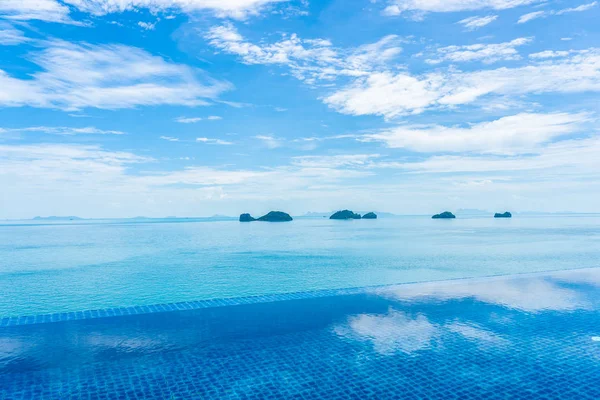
[1,0,599,218]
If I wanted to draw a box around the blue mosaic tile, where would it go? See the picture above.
[2,269,600,399]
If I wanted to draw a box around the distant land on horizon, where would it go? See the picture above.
[32,216,84,221]
[2,211,600,222]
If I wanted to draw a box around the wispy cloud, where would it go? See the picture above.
[324,48,600,119]
[360,112,591,154]
[424,37,532,64]
[0,0,289,23]
[291,154,380,168]
[0,22,29,45]
[393,138,600,175]
[1,126,125,135]
[517,10,545,23]
[160,136,180,142]
[0,40,231,111]
[137,21,156,31]
[518,2,598,23]
[556,1,598,15]
[457,15,498,30]
[0,0,75,24]
[175,116,222,123]
[383,0,539,17]
[206,24,404,85]
[528,50,573,59]
[66,0,288,19]
[196,137,233,145]
[254,135,283,148]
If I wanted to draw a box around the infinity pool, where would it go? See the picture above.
[2,268,600,399]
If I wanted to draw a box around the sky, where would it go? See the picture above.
[0,0,599,218]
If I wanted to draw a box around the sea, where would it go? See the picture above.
[1,215,599,318]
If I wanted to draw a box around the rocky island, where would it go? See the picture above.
[330,210,362,220]
[239,213,256,222]
[494,212,512,218]
[239,211,293,222]
[362,212,377,219]
[432,211,456,219]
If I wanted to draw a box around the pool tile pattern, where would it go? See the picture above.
[2,270,600,399]
[0,286,382,327]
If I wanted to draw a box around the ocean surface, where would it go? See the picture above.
[1,215,599,318]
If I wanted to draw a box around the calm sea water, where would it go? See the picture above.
[1,216,599,317]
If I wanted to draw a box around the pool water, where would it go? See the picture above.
[2,268,600,399]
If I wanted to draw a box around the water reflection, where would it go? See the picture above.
[373,273,596,312]
[334,269,600,355]
[334,309,436,355]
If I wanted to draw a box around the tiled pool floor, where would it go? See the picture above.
[2,269,600,399]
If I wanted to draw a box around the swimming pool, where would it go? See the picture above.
[2,268,600,399]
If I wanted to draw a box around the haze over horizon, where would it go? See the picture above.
[1,0,599,219]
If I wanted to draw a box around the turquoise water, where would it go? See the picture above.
[1,216,599,317]
[3,269,600,399]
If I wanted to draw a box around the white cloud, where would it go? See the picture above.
[206,24,340,84]
[555,1,598,14]
[361,112,589,154]
[425,37,532,64]
[291,154,380,168]
[518,2,597,23]
[160,136,179,141]
[175,116,222,123]
[0,0,287,22]
[64,0,287,19]
[324,48,600,118]
[345,35,404,71]
[457,15,498,30]
[1,125,125,135]
[528,50,572,59]
[394,137,600,174]
[0,40,230,111]
[0,142,385,218]
[0,144,150,188]
[1,135,599,218]
[384,0,538,16]
[254,135,283,148]
[175,117,203,123]
[0,22,28,45]
[324,72,442,118]
[206,24,403,85]
[196,137,233,145]
[137,21,156,30]
[517,10,545,23]
[0,0,74,23]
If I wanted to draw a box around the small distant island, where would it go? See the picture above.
[494,212,512,218]
[239,213,256,222]
[330,210,362,220]
[362,212,377,219]
[432,211,456,219]
[239,211,293,222]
